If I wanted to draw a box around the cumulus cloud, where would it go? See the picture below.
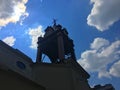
[78,38,120,78]
[2,36,16,46]
[28,25,44,49]
[91,38,109,50]
[109,61,120,77]
[0,0,28,27]
[87,0,120,31]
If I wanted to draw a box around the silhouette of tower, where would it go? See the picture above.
[36,21,76,63]
[35,22,91,90]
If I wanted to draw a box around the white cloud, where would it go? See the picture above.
[19,12,29,25]
[78,38,120,78]
[2,36,16,46]
[109,60,120,77]
[0,0,28,27]
[91,38,109,50]
[28,25,44,49]
[87,0,120,31]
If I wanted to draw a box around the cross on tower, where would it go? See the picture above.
[53,19,57,26]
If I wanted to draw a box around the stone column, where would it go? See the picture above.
[57,32,65,61]
[36,47,42,63]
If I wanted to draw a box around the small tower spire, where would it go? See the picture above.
[53,19,57,26]
[53,19,57,30]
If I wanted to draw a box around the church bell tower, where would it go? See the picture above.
[36,20,76,63]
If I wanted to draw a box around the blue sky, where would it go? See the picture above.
[0,0,120,89]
